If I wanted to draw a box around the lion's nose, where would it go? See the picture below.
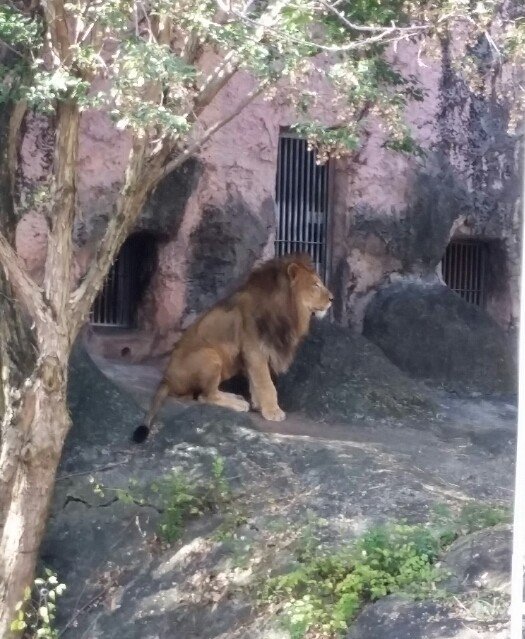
[329,294,334,302]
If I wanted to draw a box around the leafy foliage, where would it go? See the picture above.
[1,0,522,160]
[90,455,233,543]
[10,569,66,638]
[262,502,509,638]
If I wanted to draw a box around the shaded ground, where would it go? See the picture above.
[40,333,517,639]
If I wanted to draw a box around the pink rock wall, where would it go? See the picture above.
[14,41,522,361]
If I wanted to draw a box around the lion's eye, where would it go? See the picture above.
[314,282,321,289]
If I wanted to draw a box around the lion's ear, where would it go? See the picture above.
[287,262,300,282]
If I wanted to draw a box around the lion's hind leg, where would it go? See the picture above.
[195,349,250,413]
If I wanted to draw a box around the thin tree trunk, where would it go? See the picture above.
[0,88,37,533]
[0,350,70,638]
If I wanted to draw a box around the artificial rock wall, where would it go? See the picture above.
[14,39,523,361]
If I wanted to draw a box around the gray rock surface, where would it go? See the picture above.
[186,196,273,315]
[363,280,516,394]
[345,595,507,639]
[442,525,512,594]
[277,320,434,421]
[40,331,516,638]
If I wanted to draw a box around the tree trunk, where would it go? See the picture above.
[0,350,71,638]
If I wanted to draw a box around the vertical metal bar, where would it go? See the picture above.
[476,243,481,305]
[446,246,451,288]
[292,138,299,253]
[479,244,486,308]
[466,243,471,303]
[322,160,329,279]
[304,140,309,255]
[471,242,476,304]
[279,136,286,257]
[457,242,463,297]
[451,242,458,292]
[463,242,468,300]
[104,262,110,325]
[285,137,292,255]
[315,156,322,273]
[277,136,284,256]
[299,138,306,254]
[120,246,126,326]
[311,147,317,268]
[470,243,475,304]
[111,256,117,325]
[275,137,282,257]
[277,137,282,257]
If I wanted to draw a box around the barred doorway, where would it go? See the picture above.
[90,232,157,328]
[441,239,488,307]
[274,133,331,280]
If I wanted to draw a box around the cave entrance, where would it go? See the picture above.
[274,132,331,281]
[90,232,157,328]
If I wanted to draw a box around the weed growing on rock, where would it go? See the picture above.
[10,568,66,637]
[431,502,511,546]
[262,523,443,638]
[262,502,509,638]
[152,455,233,543]
[89,455,235,543]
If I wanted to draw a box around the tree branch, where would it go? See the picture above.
[155,79,270,186]
[194,50,240,115]
[42,100,80,329]
[68,136,152,335]
[0,231,48,323]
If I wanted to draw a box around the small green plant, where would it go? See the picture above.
[211,456,230,502]
[153,472,206,542]
[10,569,66,638]
[214,509,249,542]
[263,502,511,638]
[88,456,233,543]
[263,523,443,638]
[431,502,511,546]
[154,456,233,542]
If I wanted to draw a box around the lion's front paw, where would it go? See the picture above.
[262,406,286,422]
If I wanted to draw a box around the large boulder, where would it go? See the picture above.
[344,595,505,639]
[442,525,512,594]
[363,281,516,394]
[276,320,434,422]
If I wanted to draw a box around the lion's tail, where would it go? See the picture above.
[132,381,171,444]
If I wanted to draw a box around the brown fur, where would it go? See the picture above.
[133,254,333,442]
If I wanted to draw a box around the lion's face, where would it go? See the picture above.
[289,262,333,319]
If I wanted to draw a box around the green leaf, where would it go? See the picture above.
[10,618,27,631]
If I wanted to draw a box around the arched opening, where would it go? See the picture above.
[90,232,157,328]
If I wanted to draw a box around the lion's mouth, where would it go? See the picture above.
[314,308,329,319]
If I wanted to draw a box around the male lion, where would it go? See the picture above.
[132,254,333,443]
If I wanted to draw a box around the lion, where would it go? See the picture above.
[132,254,333,443]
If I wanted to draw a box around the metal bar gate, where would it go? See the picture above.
[275,134,330,281]
[442,239,487,307]
[90,233,156,328]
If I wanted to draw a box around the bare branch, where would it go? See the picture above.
[42,100,80,332]
[40,0,73,63]
[156,79,270,185]
[0,232,48,322]
[69,136,152,334]
[181,30,201,65]
[7,102,25,199]
[194,50,239,114]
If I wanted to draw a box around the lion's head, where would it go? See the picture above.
[286,256,333,319]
